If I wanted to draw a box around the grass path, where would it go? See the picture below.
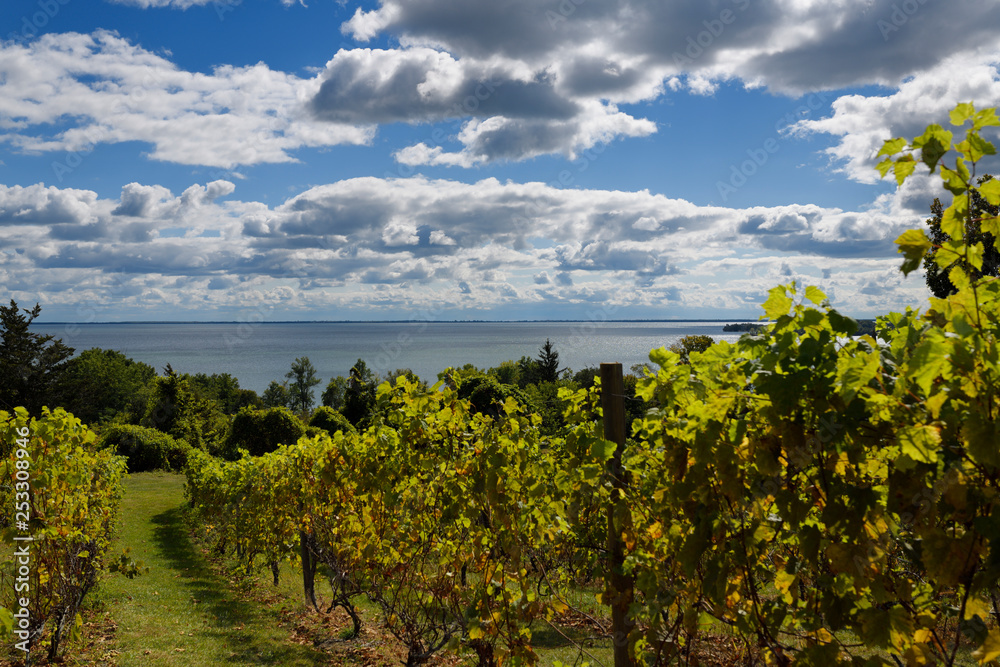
[92,472,328,667]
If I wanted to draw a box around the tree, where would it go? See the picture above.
[189,372,259,414]
[0,300,74,415]
[668,334,715,364]
[321,375,349,411]
[222,406,306,459]
[343,359,377,427]
[262,380,291,408]
[922,175,1000,297]
[536,339,561,384]
[141,365,227,452]
[285,356,321,413]
[54,348,155,424]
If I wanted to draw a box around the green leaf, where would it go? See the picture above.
[980,179,1000,206]
[897,425,940,465]
[648,347,680,369]
[762,285,793,320]
[968,241,985,272]
[912,124,953,172]
[894,229,932,276]
[974,107,1000,130]
[940,166,968,196]
[905,334,951,395]
[893,156,917,186]
[0,608,12,636]
[963,410,1000,468]
[934,240,965,270]
[950,102,976,126]
[877,137,908,157]
[590,438,617,462]
[804,285,826,306]
[982,215,1000,239]
[966,133,996,161]
[941,200,967,241]
[876,158,894,179]
[949,265,972,292]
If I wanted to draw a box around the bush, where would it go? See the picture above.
[222,406,305,459]
[98,424,192,472]
[309,406,356,436]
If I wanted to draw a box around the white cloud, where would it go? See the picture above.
[0,31,372,168]
[1,175,936,318]
[794,54,1000,184]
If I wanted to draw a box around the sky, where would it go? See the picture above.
[2,0,1000,322]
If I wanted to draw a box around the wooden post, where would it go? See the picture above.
[600,363,635,667]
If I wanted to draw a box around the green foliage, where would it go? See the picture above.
[455,373,531,419]
[97,424,192,472]
[262,380,291,408]
[222,406,306,459]
[189,372,260,414]
[320,375,348,411]
[536,338,561,383]
[141,366,227,453]
[285,356,321,413]
[0,301,74,416]
[343,359,377,427]
[922,180,1000,297]
[667,333,715,364]
[54,348,156,425]
[308,406,356,436]
[0,407,127,660]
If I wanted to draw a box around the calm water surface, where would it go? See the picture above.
[35,321,751,394]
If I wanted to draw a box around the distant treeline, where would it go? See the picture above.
[725,319,877,336]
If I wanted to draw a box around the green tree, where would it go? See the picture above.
[668,334,715,364]
[922,176,1000,297]
[141,365,226,452]
[343,359,377,427]
[285,356,321,413]
[189,372,259,414]
[262,380,291,408]
[309,405,356,436]
[222,406,306,458]
[321,375,349,411]
[0,300,74,415]
[536,339,561,383]
[54,348,155,424]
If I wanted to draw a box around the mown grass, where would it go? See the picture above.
[90,472,328,666]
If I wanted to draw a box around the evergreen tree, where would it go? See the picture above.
[536,339,560,384]
[0,300,74,415]
[922,175,1000,297]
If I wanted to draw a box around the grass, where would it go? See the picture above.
[87,472,328,667]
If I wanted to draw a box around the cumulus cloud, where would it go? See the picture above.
[793,54,1000,185]
[0,31,372,168]
[1,175,934,318]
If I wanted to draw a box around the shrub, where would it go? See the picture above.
[98,424,192,472]
[309,406,356,436]
[222,406,305,459]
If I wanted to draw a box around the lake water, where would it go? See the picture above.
[35,321,752,394]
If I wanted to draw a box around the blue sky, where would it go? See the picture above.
[2,0,1000,322]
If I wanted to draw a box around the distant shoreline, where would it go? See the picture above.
[36,319,774,325]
